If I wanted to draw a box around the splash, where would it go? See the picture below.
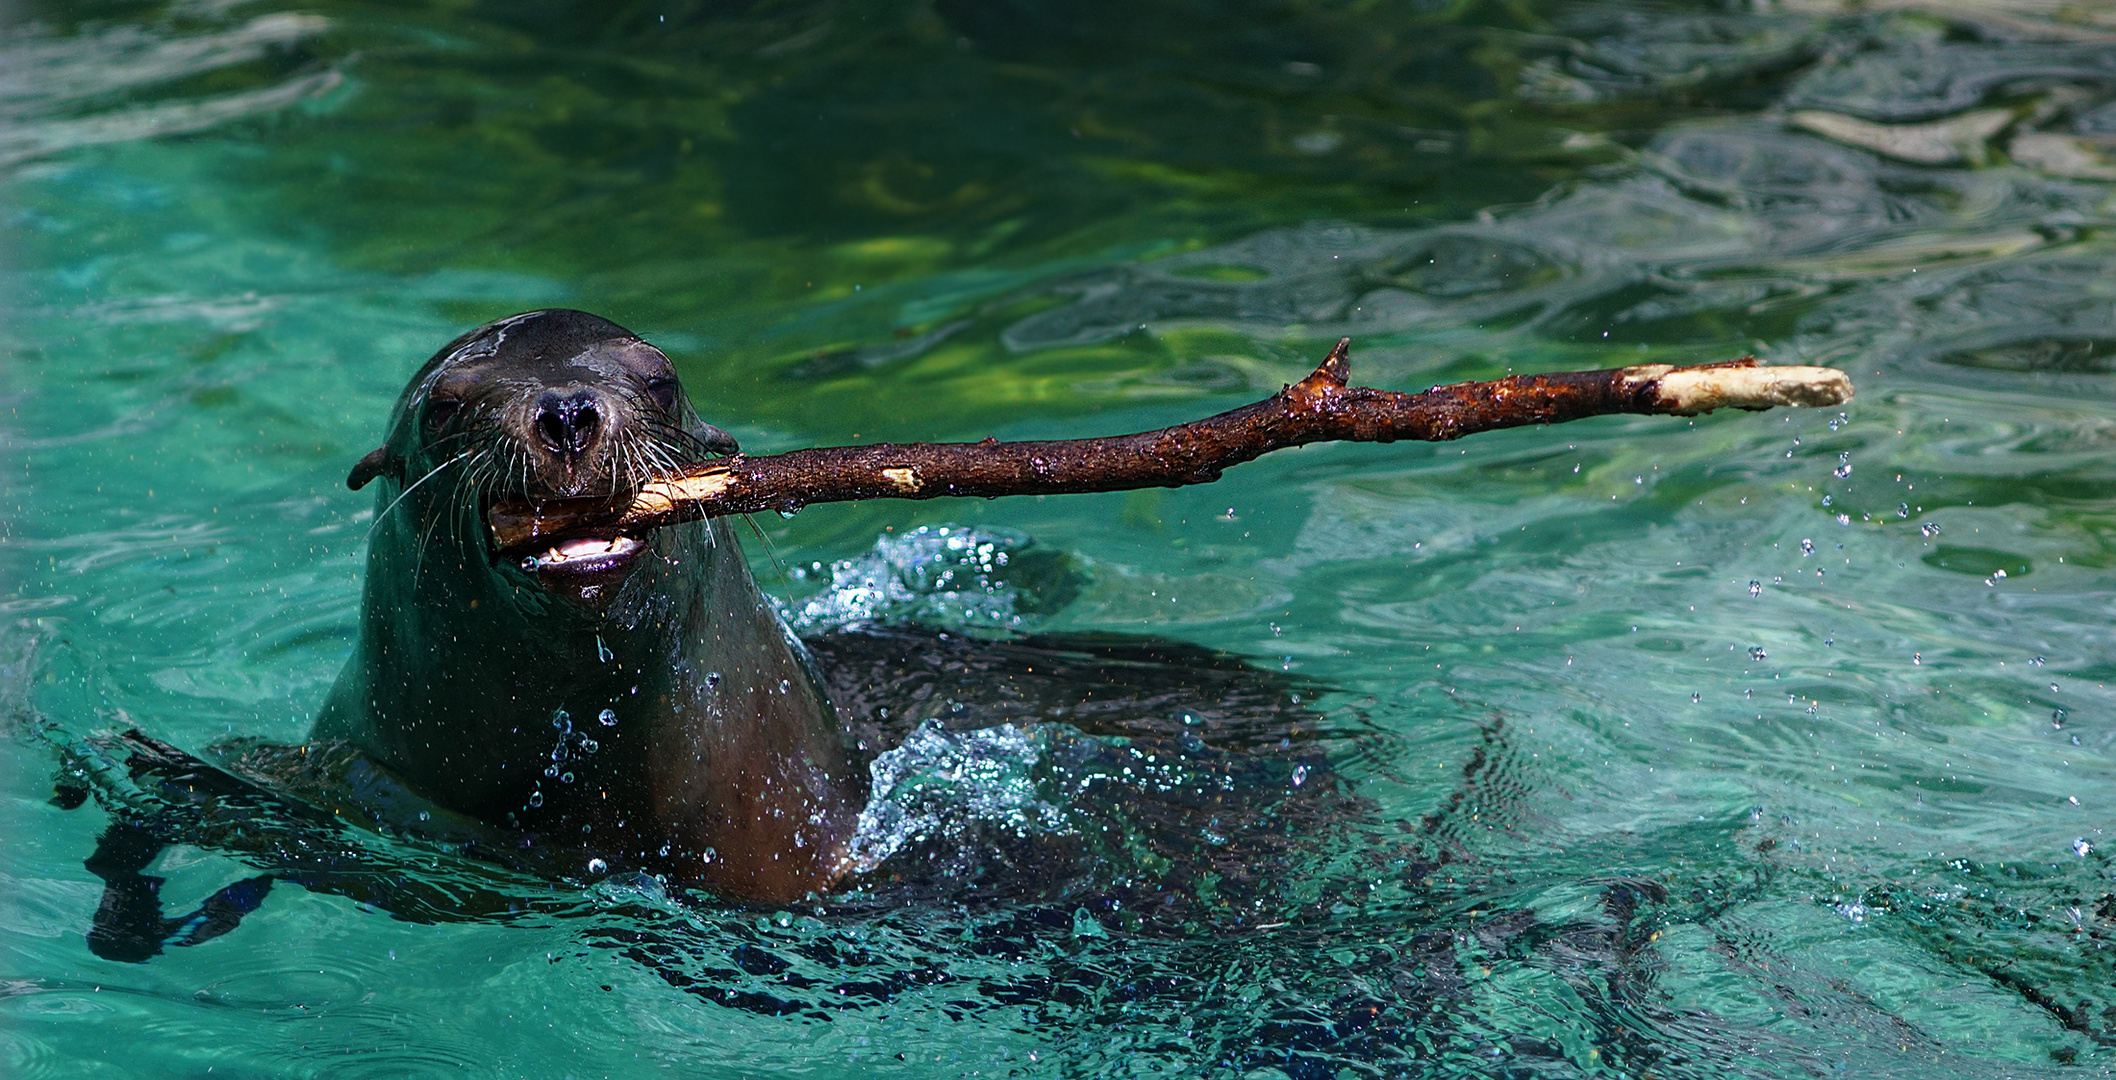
[784,525,1079,630]
[844,719,1067,874]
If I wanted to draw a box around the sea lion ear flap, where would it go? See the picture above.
[695,423,740,456]
[347,446,400,491]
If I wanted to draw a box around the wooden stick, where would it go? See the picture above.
[489,341,1852,552]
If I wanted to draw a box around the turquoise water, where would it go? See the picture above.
[8,1,2116,1075]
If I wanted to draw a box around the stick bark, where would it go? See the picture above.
[490,341,1852,551]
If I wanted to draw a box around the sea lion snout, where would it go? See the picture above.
[533,388,603,458]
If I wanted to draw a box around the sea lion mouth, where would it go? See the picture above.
[489,499,654,588]
[528,530,648,573]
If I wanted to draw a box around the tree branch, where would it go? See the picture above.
[489,341,1852,551]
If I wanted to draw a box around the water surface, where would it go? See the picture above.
[7,1,2116,1076]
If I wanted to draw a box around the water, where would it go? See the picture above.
[6,0,2116,1075]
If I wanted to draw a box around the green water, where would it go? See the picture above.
[8,0,2116,1075]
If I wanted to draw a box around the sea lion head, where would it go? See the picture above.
[348,309,737,610]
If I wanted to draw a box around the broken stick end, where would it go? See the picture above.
[1634,364,1853,415]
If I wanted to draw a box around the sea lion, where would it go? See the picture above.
[314,309,864,904]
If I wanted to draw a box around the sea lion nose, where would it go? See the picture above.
[534,390,601,456]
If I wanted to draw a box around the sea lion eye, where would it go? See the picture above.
[423,398,463,438]
[646,377,680,411]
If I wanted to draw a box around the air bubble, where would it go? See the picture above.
[597,636,613,663]
[528,790,544,808]
[587,857,608,874]
[598,709,618,726]
[581,739,598,754]
[560,771,574,784]
[1291,764,1309,787]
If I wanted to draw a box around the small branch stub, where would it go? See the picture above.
[490,342,1852,551]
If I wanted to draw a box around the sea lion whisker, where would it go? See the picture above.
[365,447,476,542]
[639,418,720,464]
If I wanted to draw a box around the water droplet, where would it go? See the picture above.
[779,679,791,694]
[528,790,544,808]
[705,671,722,689]
[598,708,618,726]
[1821,495,1833,506]
[1897,503,1909,519]
[1913,652,1922,665]
[2051,682,2059,693]
[1836,514,1850,526]
[777,507,801,520]
[1291,764,1309,787]
[2074,837,2093,858]
[1920,522,1941,538]
[1750,646,1767,661]
[1800,538,1814,556]
[1691,693,1701,704]
[1749,580,1762,597]
[520,556,540,572]
[2033,655,2046,667]
[417,810,430,822]
[2052,709,2068,728]
[587,857,607,874]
